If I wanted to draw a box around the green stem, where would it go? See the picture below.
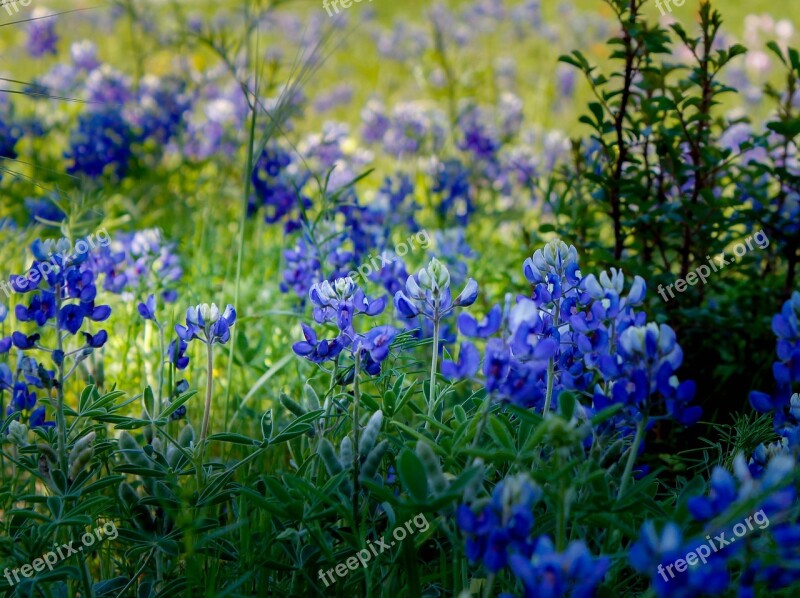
[199,342,214,467]
[618,413,647,500]
[321,356,340,437]
[223,63,259,434]
[427,302,441,426]
[156,322,165,414]
[55,289,68,475]
[352,351,361,538]
[542,303,560,416]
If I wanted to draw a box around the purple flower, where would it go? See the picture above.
[441,342,480,381]
[175,303,236,346]
[292,323,344,364]
[137,294,157,321]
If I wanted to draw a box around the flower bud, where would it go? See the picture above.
[334,276,356,299]
[419,258,450,293]
[8,420,28,446]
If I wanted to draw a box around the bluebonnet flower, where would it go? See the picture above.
[751,291,800,413]
[294,277,396,376]
[431,159,474,226]
[65,109,133,178]
[85,65,133,106]
[0,304,9,354]
[167,338,190,370]
[360,99,390,143]
[26,9,59,57]
[629,521,729,598]
[554,64,577,104]
[168,379,190,421]
[599,322,701,425]
[127,75,191,144]
[498,92,523,140]
[381,103,446,158]
[457,474,540,573]
[6,383,53,429]
[292,324,345,364]
[313,83,353,113]
[0,105,23,166]
[394,258,478,319]
[10,239,111,361]
[281,237,323,299]
[137,294,157,321]
[3,354,55,430]
[686,467,738,520]
[90,228,182,302]
[25,198,65,223]
[458,305,503,338]
[441,341,480,381]
[248,144,311,233]
[508,537,609,598]
[70,40,100,71]
[175,303,236,346]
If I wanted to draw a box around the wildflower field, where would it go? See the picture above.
[1,0,800,596]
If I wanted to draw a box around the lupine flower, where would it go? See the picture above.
[248,144,311,233]
[294,277,395,375]
[65,109,133,178]
[167,338,190,370]
[137,294,157,321]
[70,40,100,71]
[6,383,53,429]
[751,292,800,413]
[457,474,540,573]
[175,303,236,345]
[629,521,729,598]
[509,537,609,598]
[292,323,344,364]
[441,341,480,380]
[394,258,477,319]
[26,9,59,58]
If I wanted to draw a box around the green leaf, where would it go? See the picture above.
[766,118,800,140]
[559,391,576,421]
[207,433,260,446]
[143,385,155,418]
[397,449,428,501]
[158,390,197,420]
[261,409,273,441]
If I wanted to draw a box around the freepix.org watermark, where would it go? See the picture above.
[317,513,429,587]
[346,230,431,285]
[657,230,769,303]
[323,0,372,17]
[0,228,111,299]
[4,521,118,586]
[1,0,32,16]
[657,510,769,582]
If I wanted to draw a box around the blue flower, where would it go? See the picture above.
[59,303,87,335]
[137,294,157,321]
[12,332,40,351]
[167,338,190,370]
[509,537,610,598]
[176,303,236,346]
[458,474,540,574]
[442,342,480,381]
[687,467,737,520]
[750,291,800,414]
[355,326,398,364]
[26,10,59,58]
[65,109,133,178]
[6,383,53,429]
[458,305,502,338]
[292,323,344,364]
